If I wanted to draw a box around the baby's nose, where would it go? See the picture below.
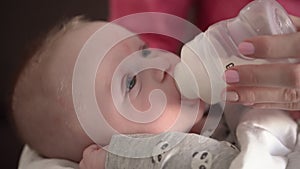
[140,69,166,83]
[152,69,166,82]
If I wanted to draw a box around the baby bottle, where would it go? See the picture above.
[174,0,296,104]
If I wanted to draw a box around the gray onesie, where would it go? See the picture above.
[105,132,239,169]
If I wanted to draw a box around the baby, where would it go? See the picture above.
[12,16,206,168]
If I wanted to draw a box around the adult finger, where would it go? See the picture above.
[253,102,300,111]
[225,63,300,88]
[238,32,300,58]
[225,86,300,104]
[290,15,300,30]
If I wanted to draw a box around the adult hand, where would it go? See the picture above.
[79,144,106,169]
[224,15,300,111]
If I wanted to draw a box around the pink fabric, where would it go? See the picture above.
[195,0,250,31]
[109,0,194,53]
[277,0,300,17]
[109,0,300,53]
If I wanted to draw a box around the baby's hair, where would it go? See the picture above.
[8,15,90,161]
[9,15,87,141]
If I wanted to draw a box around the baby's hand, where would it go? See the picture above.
[79,144,107,169]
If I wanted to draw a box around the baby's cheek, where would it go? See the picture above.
[129,91,151,112]
[152,105,182,131]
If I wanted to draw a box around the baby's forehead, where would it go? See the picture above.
[24,21,142,92]
[76,23,143,72]
[51,21,141,66]
[16,21,109,93]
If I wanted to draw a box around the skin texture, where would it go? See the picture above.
[12,20,205,163]
[225,15,300,112]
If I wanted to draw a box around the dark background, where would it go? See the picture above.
[1,0,108,168]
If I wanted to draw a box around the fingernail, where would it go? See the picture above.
[238,42,255,55]
[225,70,239,83]
[224,91,239,102]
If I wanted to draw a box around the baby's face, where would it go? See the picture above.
[43,21,205,144]
[95,33,205,136]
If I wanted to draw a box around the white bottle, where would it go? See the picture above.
[174,0,296,104]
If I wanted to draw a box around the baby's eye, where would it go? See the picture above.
[126,75,136,92]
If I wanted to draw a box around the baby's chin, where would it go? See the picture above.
[180,95,203,108]
[170,96,203,131]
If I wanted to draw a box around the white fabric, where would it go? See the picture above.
[18,145,78,169]
[229,109,300,169]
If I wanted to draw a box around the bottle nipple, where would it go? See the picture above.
[174,42,215,104]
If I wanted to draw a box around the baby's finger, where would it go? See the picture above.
[82,144,107,169]
[79,160,87,169]
[238,33,300,58]
[82,144,101,160]
[225,64,300,88]
[225,86,300,104]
